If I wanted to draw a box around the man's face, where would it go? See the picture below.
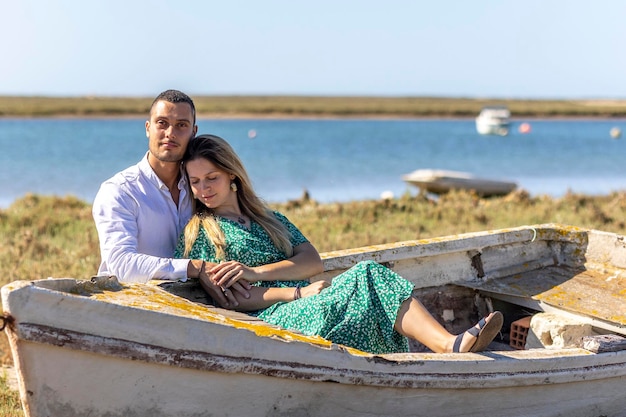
[145,100,197,163]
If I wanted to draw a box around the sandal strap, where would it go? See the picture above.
[452,333,464,353]
[466,317,487,337]
[452,317,490,353]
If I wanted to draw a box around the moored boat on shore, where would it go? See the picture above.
[402,168,517,197]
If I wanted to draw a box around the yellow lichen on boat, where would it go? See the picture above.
[89,283,368,356]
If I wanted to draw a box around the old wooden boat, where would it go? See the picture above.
[402,168,517,197]
[2,224,626,417]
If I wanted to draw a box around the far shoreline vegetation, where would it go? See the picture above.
[3,95,626,118]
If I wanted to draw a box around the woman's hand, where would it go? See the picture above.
[299,280,330,298]
[209,261,258,288]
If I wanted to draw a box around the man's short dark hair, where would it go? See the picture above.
[150,89,196,124]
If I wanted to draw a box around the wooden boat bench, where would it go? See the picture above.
[457,264,626,337]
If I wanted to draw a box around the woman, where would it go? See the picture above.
[174,134,503,355]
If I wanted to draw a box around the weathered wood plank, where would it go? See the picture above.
[583,334,626,353]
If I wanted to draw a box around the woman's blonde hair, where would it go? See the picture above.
[181,134,293,260]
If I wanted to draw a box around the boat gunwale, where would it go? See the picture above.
[319,223,584,269]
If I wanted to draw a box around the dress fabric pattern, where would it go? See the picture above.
[174,211,415,354]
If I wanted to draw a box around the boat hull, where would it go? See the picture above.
[475,119,511,136]
[9,336,626,417]
[7,310,626,417]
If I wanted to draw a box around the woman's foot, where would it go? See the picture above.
[452,311,503,353]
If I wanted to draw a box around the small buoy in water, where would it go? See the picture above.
[610,127,621,139]
[380,190,394,200]
[518,122,531,134]
[248,129,257,139]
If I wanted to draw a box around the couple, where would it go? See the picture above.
[93,89,503,355]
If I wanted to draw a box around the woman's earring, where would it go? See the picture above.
[230,182,238,192]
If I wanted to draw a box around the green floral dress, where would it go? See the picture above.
[174,211,415,354]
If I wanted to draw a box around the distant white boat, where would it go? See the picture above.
[402,169,517,197]
[476,106,511,136]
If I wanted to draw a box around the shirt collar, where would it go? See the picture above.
[177,164,188,190]
[138,152,188,191]
[138,152,165,189]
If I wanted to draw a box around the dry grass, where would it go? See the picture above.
[0,372,21,417]
[274,189,626,251]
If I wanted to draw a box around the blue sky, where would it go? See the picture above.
[3,0,626,98]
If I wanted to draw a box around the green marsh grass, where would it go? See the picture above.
[3,96,626,118]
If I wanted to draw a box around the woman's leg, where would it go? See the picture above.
[394,297,501,353]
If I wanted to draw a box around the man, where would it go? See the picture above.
[92,89,248,306]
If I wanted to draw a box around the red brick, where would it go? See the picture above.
[510,316,532,350]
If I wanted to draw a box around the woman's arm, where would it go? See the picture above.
[253,242,324,281]
[230,280,330,312]
[209,242,324,288]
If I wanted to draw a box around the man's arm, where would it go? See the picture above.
[92,181,189,283]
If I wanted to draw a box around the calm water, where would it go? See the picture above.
[2,118,626,208]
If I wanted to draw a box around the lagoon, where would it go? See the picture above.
[1,118,626,208]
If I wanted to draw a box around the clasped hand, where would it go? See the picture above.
[199,261,253,309]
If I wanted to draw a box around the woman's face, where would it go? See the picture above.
[186,157,235,209]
